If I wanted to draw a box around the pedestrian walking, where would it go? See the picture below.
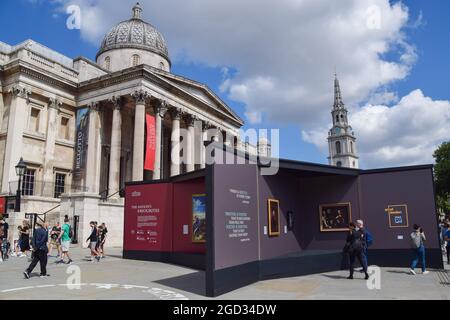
[443,222,450,265]
[19,220,31,259]
[344,222,369,280]
[0,217,9,262]
[409,224,429,275]
[48,222,62,258]
[57,216,73,264]
[86,221,100,262]
[355,219,374,272]
[24,222,50,279]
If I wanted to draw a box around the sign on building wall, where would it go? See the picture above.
[144,114,156,171]
[124,183,173,252]
[73,108,89,178]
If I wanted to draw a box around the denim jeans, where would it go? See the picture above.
[411,245,426,272]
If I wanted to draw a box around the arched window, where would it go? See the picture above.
[353,161,356,168]
[159,61,165,70]
[336,141,342,154]
[132,54,140,67]
[337,161,342,167]
[350,141,354,154]
[104,56,111,71]
[336,115,339,123]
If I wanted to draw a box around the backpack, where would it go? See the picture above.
[365,229,374,247]
[64,224,73,239]
[0,225,4,238]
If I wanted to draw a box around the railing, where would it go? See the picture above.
[8,180,88,199]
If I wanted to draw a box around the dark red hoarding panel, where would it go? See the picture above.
[144,114,156,171]
[173,178,206,254]
[124,183,173,252]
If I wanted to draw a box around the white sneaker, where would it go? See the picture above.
[422,270,429,275]
[10,252,16,257]
[409,269,416,275]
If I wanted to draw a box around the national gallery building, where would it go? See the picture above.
[0,3,268,246]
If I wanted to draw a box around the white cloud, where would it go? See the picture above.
[303,89,450,168]
[46,0,448,167]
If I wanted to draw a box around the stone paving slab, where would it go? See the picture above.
[0,247,448,300]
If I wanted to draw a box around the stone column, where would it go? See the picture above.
[85,102,102,194]
[1,86,31,194]
[42,98,62,197]
[185,114,196,172]
[170,107,182,177]
[108,96,122,197]
[200,121,209,169]
[153,100,169,180]
[131,90,149,181]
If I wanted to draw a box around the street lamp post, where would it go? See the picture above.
[15,157,26,212]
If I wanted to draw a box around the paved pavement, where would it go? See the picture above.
[0,247,449,300]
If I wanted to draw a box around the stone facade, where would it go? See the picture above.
[0,3,267,248]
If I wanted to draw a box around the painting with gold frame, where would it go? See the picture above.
[267,199,280,237]
[386,204,409,228]
[192,194,206,243]
[319,202,352,232]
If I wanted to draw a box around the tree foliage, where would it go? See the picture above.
[433,142,450,214]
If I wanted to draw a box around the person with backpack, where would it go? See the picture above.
[344,222,369,280]
[410,224,429,275]
[57,216,73,265]
[356,219,373,272]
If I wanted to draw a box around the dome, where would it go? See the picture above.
[96,3,170,64]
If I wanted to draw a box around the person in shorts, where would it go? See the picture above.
[86,221,100,262]
[48,222,61,258]
[57,216,72,264]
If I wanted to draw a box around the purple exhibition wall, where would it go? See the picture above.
[359,169,439,249]
[258,171,361,260]
[212,164,259,270]
[212,163,438,268]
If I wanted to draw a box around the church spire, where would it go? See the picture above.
[333,72,345,110]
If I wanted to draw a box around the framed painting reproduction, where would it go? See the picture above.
[319,202,352,232]
[267,199,280,237]
[386,204,409,228]
[192,194,206,243]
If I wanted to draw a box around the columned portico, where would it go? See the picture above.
[85,102,102,194]
[108,96,123,197]
[154,100,168,180]
[2,85,31,194]
[42,98,62,196]
[185,114,196,173]
[132,90,149,181]
[170,107,182,177]
[200,121,209,169]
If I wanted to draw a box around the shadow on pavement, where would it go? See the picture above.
[321,274,348,280]
[155,271,206,296]
[386,270,410,275]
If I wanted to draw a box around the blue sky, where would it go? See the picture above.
[1,0,449,167]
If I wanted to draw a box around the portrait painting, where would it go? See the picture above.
[319,203,352,232]
[192,194,206,243]
[267,199,280,237]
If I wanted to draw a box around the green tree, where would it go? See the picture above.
[433,142,450,214]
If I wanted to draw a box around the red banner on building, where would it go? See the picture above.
[0,197,4,215]
[144,114,156,171]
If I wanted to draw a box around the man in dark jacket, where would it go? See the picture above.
[24,222,49,279]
